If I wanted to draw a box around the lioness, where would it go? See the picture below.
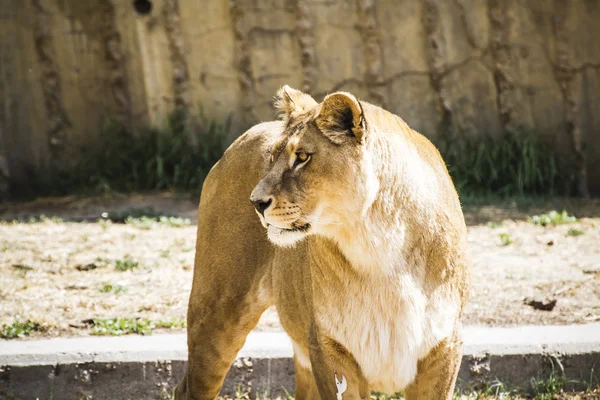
[175,86,470,400]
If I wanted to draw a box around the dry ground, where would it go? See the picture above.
[1,194,599,338]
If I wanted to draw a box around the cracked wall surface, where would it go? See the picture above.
[1,0,599,195]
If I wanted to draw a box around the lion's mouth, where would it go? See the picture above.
[267,222,311,233]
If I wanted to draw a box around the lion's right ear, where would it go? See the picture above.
[273,85,318,123]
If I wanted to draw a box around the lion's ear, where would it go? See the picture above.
[316,92,365,144]
[274,85,317,123]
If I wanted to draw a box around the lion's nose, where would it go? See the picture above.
[250,197,273,216]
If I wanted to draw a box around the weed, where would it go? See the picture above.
[499,233,513,246]
[100,283,126,294]
[160,249,171,258]
[235,385,250,400]
[105,207,166,223]
[125,216,157,230]
[0,316,45,339]
[97,218,112,230]
[124,215,191,229]
[155,318,187,329]
[437,132,577,197]
[90,318,153,336]
[528,210,577,227]
[531,368,567,400]
[567,228,584,237]
[114,256,139,271]
[159,216,191,227]
[65,108,228,195]
[585,367,598,393]
[7,214,65,224]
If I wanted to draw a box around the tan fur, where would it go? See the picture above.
[175,87,470,400]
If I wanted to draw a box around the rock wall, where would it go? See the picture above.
[1,0,599,196]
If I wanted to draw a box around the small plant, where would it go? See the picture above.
[125,216,157,230]
[100,283,126,294]
[155,318,187,329]
[124,214,191,229]
[585,367,598,393]
[115,256,139,271]
[90,318,153,336]
[17,215,64,224]
[567,228,584,237]
[499,233,513,246]
[159,216,191,227]
[531,367,567,400]
[97,218,112,230]
[234,386,250,400]
[528,210,576,227]
[486,221,503,228]
[0,316,45,339]
[104,207,165,223]
[437,132,577,197]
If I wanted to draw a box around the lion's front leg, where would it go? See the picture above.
[404,324,464,400]
[307,324,369,400]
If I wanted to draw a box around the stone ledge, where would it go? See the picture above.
[0,324,599,399]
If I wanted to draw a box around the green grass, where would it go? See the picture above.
[11,108,229,199]
[499,233,513,246]
[100,282,126,294]
[104,206,167,222]
[154,318,187,329]
[437,132,577,198]
[531,369,567,400]
[528,210,577,227]
[89,317,186,336]
[3,214,65,224]
[0,316,45,339]
[99,206,190,229]
[566,228,584,237]
[487,221,504,228]
[90,318,153,336]
[114,256,139,271]
[125,215,190,229]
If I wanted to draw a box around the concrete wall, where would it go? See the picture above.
[1,0,599,195]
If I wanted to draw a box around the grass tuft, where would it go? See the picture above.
[114,256,139,272]
[0,316,45,339]
[531,369,567,400]
[566,228,584,237]
[154,318,187,329]
[437,132,577,198]
[499,233,513,246]
[11,108,229,198]
[100,283,126,294]
[89,317,186,336]
[528,210,576,227]
[125,215,190,229]
[90,318,153,336]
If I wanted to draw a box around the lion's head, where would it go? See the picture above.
[250,86,380,247]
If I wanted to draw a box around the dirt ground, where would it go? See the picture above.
[1,193,599,338]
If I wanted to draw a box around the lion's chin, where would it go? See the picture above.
[266,223,310,247]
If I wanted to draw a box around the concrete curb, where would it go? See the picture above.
[1,324,599,399]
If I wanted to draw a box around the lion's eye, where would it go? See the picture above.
[293,151,311,167]
[297,152,308,162]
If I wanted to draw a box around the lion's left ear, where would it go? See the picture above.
[316,92,366,144]
[274,85,318,123]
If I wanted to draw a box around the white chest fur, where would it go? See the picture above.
[315,271,456,394]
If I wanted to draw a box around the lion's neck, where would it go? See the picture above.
[332,198,418,277]
[329,132,438,277]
